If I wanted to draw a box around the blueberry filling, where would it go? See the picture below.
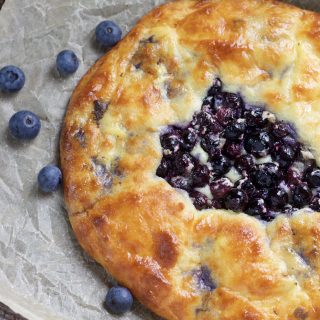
[156,78,320,221]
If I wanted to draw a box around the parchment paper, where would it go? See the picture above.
[0,1,319,320]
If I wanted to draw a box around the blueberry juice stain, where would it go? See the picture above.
[156,78,320,221]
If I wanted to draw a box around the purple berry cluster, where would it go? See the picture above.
[156,79,320,221]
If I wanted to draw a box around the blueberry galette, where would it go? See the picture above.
[60,0,320,319]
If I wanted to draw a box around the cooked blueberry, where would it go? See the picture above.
[283,204,294,215]
[96,20,122,47]
[169,176,191,190]
[253,188,270,200]
[244,131,270,157]
[224,119,246,141]
[222,141,242,158]
[194,266,216,291]
[306,169,320,187]
[282,135,299,149]
[247,198,267,216]
[182,128,198,151]
[303,159,317,175]
[224,189,248,212]
[235,178,256,197]
[156,158,172,178]
[260,210,278,222]
[104,286,133,315]
[9,110,41,140]
[267,187,289,209]
[192,164,210,188]
[211,93,224,111]
[292,183,312,208]
[252,163,280,188]
[271,142,296,168]
[210,154,232,176]
[174,153,195,175]
[56,50,79,75]
[0,65,25,93]
[38,165,62,193]
[194,111,222,135]
[310,196,320,211]
[200,133,220,156]
[272,121,296,138]
[286,166,302,186]
[160,133,181,153]
[216,107,241,126]
[234,154,256,173]
[208,78,222,95]
[224,92,243,109]
[210,178,233,199]
[189,191,212,210]
[244,108,266,127]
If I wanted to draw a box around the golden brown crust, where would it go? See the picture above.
[60,0,320,319]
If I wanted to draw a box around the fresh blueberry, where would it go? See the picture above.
[95,20,122,47]
[247,198,267,216]
[210,178,233,200]
[56,50,79,75]
[0,65,25,93]
[38,165,62,193]
[224,189,248,212]
[189,191,212,210]
[306,169,320,188]
[244,131,270,157]
[9,110,41,140]
[104,286,133,315]
[251,163,280,188]
[292,183,312,208]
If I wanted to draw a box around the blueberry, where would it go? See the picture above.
[283,204,294,215]
[96,21,122,48]
[160,133,181,153]
[253,188,270,200]
[208,78,222,96]
[56,50,79,75]
[224,92,243,109]
[303,159,317,175]
[104,286,133,315]
[156,158,172,178]
[192,164,210,188]
[272,121,296,138]
[200,133,220,156]
[286,166,302,186]
[235,178,256,197]
[0,65,25,93]
[224,189,248,212]
[211,93,224,111]
[216,107,241,126]
[252,163,280,188]
[9,110,41,140]
[174,153,195,175]
[38,165,62,193]
[210,154,232,176]
[267,187,289,209]
[260,210,278,222]
[189,191,212,210]
[182,128,198,151]
[271,142,296,168]
[310,195,320,211]
[169,176,191,190]
[224,119,246,141]
[193,110,222,135]
[244,108,266,127]
[307,169,320,187]
[246,198,267,216]
[234,154,256,174]
[210,178,233,199]
[292,183,312,208]
[244,131,270,157]
[222,141,242,158]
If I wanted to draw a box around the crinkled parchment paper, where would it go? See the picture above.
[0,0,319,319]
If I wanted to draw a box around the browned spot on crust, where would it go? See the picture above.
[153,231,178,269]
[143,85,162,110]
[294,307,309,320]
